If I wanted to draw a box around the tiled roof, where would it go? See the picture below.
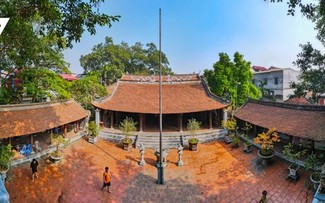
[59,74,78,81]
[235,99,325,141]
[284,97,310,105]
[0,100,89,138]
[93,74,229,114]
[252,66,267,72]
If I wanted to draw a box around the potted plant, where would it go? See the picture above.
[49,134,69,163]
[120,117,137,151]
[0,144,13,180]
[254,127,280,165]
[305,153,323,190]
[283,143,307,179]
[222,118,236,144]
[242,122,253,153]
[187,118,201,151]
[231,136,240,148]
[88,121,99,144]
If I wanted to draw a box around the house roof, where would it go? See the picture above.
[235,99,325,141]
[59,74,78,81]
[252,66,267,72]
[92,74,229,114]
[284,97,310,105]
[0,100,89,138]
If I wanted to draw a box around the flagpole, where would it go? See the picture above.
[157,8,164,185]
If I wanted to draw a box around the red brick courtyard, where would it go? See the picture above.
[5,138,314,203]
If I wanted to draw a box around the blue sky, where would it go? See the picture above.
[64,0,322,74]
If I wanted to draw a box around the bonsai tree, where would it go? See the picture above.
[242,122,253,146]
[283,143,307,170]
[305,153,323,184]
[88,121,99,137]
[222,118,236,136]
[254,127,280,156]
[120,117,137,144]
[232,136,240,148]
[187,118,201,144]
[0,145,13,171]
[50,134,69,158]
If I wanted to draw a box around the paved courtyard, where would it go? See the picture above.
[5,138,314,203]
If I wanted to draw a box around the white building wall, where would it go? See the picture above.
[282,69,300,100]
[253,68,300,101]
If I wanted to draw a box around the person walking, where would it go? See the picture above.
[259,190,268,203]
[101,167,111,193]
[30,159,39,182]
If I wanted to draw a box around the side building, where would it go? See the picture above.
[252,67,299,102]
[0,99,89,161]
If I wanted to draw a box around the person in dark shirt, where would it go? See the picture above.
[30,159,39,182]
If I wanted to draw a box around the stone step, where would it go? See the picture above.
[136,134,182,149]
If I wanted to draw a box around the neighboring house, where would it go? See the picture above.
[92,74,230,132]
[252,67,299,102]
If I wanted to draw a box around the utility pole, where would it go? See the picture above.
[157,8,164,185]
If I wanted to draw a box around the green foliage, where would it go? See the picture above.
[120,117,137,137]
[232,137,240,147]
[242,122,252,135]
[80,37,172,85]
[188,137,199,144]
[0,68,71,104]
[50,134,69,154]
[290,43,325,104]
[69,75,107,110]
[88,121,99,137]
[304,153,323,172]
[282,143,307,166]
[204,52,261,108]
[0,0,119,69]
[222,118,237,134]
[0,145,13,170]
[21,68,71,101]
[187,118,201,137]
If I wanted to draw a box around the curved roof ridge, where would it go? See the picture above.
[247,99,325,112]
[0,99,74,111]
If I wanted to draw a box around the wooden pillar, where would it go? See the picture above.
[253,125,257,136]
[30,134,34,152]
[209,111,213,129]
[8,138,11,145]
[223,108,228,127]
[143,115,146,130]
[110,111,114,129]
[64,125,67,136]
[179,113,183,132]
[139,114,143,132]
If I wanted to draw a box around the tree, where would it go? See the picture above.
[290,43,325,103]
[69,75,107,110]
[0,68,71,104]
[204,52,261,108]
[80,37,172,85]
[0,0,120,70]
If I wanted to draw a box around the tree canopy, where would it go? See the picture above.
[80,37,172,85]
[204,52,261,108]
[0,0,119,70]
[70,75,108,110]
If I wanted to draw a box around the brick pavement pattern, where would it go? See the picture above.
[5,139,314,203]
